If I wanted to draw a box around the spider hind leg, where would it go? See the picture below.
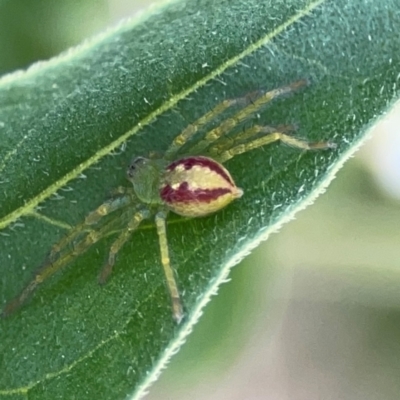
[165,80,307,159]
[207,124,296,157]
[211,124,336,163]
[186,80,308,155]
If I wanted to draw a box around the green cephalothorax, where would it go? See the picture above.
[127,157,166,206]
[2,80,335,323]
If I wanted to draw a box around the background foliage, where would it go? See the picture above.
[1,1,400,399]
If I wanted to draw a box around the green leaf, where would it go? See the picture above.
[0,0,398,399]
[0,0,109,75]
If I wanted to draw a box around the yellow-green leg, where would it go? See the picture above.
[165,80,306,158]
[1,225,104,317]
[1,199,135,318]
[98,209,150,284]
[187,80,307,155]
[215,126,336,163]
[155,211,184,324]
[164,98,236,158]
[207,124,296,156]
[50,192,133,259]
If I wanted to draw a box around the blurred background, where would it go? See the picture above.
[1,1,400,399]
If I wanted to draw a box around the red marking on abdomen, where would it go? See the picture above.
[160,182,231,204]
[167,156,234,186]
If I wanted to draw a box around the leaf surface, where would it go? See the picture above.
[0,0,399,398]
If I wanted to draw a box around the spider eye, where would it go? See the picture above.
[127,157,146,178]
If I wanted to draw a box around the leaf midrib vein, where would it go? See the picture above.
[0,0,326,233]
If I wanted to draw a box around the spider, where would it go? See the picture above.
[2,80,335,323]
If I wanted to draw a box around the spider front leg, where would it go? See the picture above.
[50,188,134,260]
[98,208,150,284]
[155,211,184,324]
[1,191,135,318]
[1,217,111,317]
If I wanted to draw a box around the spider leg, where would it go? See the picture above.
[207,124,296,157]
[164,99,237,159]
[1,213,119,318]
[213,125,336,163]
[98,209,150,284]
[155,211,184,324]
[186,80,307,155]
[1,193,135,318]
[50,191,134,260]
[165,81,305,159]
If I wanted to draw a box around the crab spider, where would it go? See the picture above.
[2,80,335,323]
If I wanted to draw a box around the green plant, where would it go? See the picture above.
[0,0,399,399]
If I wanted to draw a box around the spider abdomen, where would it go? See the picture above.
[160,156,243,217]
